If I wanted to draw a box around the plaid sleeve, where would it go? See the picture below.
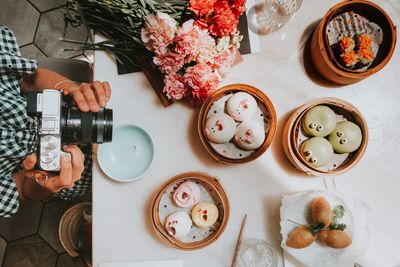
[0,173,19,217]
[0,26,37,217]
[0,26,37,89]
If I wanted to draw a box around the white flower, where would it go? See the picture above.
[215,36,230,52]
[141,12,177,52]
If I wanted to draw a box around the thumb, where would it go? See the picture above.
[58,153,73,189]
[22,154,37,171]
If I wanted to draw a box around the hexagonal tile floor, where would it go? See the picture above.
[0,0,93,61]
[0,197,91,267]
[3,235,58,267]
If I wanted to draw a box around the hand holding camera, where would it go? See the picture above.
[27,80,113,172]
[66,81,111,112]
[22,145,85,192]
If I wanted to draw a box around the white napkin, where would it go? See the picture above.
[99,260,183,267]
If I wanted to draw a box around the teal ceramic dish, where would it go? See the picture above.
[97,124,154,182]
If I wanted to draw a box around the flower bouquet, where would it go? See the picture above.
[65,0,247,106]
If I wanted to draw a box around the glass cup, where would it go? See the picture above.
[260,0,303,32]
[237,239,278,267]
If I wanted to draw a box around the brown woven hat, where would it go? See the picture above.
[59,202,92,264]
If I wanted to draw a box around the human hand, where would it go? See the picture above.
[22,145,85,193]
[67,81,111,113]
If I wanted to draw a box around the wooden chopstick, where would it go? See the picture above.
[231,214,248,267]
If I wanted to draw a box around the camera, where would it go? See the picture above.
[26,89,113,171]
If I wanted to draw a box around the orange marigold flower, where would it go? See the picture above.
[341,50,358,66]
[339,36,355,52]
[358,34,373,50]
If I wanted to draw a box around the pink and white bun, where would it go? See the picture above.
[173,181,201,208]
[235,121,265,150]
[165,211,192,238]
[204,113,236,143]
[227,92,257,122]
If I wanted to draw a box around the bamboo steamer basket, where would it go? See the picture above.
[198,84,277,164]
[310,0,397,85]
[151,172,230,250]
[282,98,368,176]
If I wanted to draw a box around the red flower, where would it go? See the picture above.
[231,0,246,17]
[189,0,217,16]
[209,1,239,37]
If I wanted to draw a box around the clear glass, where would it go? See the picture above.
[237,239,278,267]
[260,0,303,32]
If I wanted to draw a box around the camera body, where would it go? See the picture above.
[27,89,113,172]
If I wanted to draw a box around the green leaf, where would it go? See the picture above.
[332,205,345,224]
[308,223,325,236]
[329,223,347,231]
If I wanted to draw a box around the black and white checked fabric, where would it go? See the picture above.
[0,26,91,217]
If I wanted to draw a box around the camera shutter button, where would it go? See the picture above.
[41,135,58,150]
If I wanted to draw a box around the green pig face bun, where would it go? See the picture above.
[328,121,362,153]
[302,106,337,137]
[300,137,334,168]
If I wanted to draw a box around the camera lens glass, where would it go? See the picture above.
[61,97,113,144]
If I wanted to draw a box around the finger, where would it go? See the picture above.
[71,90,90,112]
[92,81,107,107]
[62,145,84,182]
[62,86,80,96]
[102,81,111,102]
[22,154,37,171]
[82,85,100,112]
[57,153,74,189]
[24,170,49,181]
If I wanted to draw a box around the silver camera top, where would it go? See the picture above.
[37,90,63,171]
[37,89,62,135]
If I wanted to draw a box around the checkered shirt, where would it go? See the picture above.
[0,26,91,217]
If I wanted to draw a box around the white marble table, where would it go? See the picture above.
[92,0,400,266]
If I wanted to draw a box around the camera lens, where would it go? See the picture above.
[61,103,113,145]
[93,108,113,143]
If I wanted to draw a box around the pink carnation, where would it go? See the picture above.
[141,12,177,52]
[189,0,217,16]
[196,29,216,64]
[163,73,188,100]
[153,51,185,74]
[174,20,202,63]
[213,48,235,77]
[184,64,219,103]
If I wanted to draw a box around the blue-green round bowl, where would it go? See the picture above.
[97,124,154,182]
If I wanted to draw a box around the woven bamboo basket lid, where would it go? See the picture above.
[310,0,396,84]
[59,202,92,266]
[198,84,277,164]
[282,98,368,176]
[151,172,230,250]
